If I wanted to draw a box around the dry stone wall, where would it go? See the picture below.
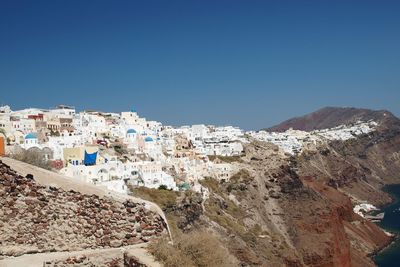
[44,255,123,267]
[43,252,148,267]
[0,160,166,258]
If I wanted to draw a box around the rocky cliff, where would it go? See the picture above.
[264,107,400,207]
[150,140,392,266]
[297,120,400,206]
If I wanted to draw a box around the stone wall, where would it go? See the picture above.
[0,160,166,258]
[43,252,148,267]
[44,255,124,267]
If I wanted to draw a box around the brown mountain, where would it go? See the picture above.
[266,107,400,132]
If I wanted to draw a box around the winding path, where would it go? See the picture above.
[0,243,161,267]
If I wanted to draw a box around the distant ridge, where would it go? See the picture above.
[265,107,399,132]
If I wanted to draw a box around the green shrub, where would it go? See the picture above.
[158,184,169,190]
[129,186,179,210]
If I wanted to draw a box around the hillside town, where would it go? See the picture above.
[0,104,378,196]
[248,120,378,155]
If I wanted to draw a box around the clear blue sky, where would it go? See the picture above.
[1,0,399,129]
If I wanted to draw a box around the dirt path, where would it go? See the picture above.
[0,243,161,267]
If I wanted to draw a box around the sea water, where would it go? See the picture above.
[374,184,400,267]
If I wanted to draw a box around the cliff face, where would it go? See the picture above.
[173,141,392,266]
[264,107,400,207]
[149,108,400,266]
[299,177,391,267]
[297,126,400,206]
[278,175,352,267]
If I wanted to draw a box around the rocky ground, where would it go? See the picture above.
[43,251,147,267]
[43,255,124,267]
[0,160,166,259]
